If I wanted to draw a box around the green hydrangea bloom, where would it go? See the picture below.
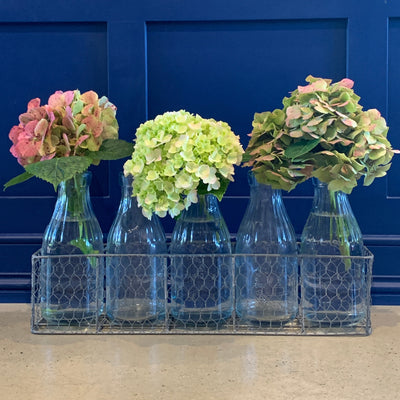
[124,110,244,219]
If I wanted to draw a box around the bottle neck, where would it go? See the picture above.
[248,173,284,218]
[171,193,231,253]
[120,173,134,198]
[301,179,363,253]
[236,172,296,251]
[311,180,350,216]
[56,172,92,218]
[182,194,220,221]
[250,181,281,201]
[118,173,136,210]
[107,173,166,250]
[115,173,149,222]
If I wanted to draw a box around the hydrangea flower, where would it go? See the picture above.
[124,110,244,219]
[9,90,119,166]
[5,90,133,190]
[245,76,399,193]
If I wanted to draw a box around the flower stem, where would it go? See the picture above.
[329,190,351,270]
[67,173,99,265]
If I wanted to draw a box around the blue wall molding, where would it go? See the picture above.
[0,273,31,303]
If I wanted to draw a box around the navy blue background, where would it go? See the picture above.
[0,1,399,303]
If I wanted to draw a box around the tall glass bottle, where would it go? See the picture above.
[300,179,366,325]
[169,194,232,326]
[235,172,298,324]
[40,171,104,324]
[106,173,167,323]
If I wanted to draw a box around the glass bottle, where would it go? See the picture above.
[235,172,298,325]
[40,171,104,324]
[300,179,367,326]
[106,173,167,324]
[169,194,232,326]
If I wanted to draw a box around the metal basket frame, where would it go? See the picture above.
[31,246,373,336]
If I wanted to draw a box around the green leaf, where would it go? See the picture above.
[69,238,100,268]
[25,156,92,190]
[87,139,134,161]
[284,138,321,160]
[197,176,230,201]
[70,238,99,255]
[3,171,34,190]
[241,152,252,163]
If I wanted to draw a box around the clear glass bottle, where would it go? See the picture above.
[40,171,104,324]
[169,194,232,326]
[235,172,298,325]
[106,173,167,324]
[300,179,367,326]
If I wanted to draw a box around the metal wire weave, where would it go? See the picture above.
[31,247,373,335]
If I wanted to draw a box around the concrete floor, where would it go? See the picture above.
[1,303,399,400]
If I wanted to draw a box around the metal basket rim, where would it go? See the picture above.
[31,245,374,260]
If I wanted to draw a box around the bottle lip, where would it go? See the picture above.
[197,193,218,199]
[312,178,329,188]
[247,170,280,192]
[61,170,92,187]
[119,172,134,186]
[312,178,348,195]
[247,170,257,187]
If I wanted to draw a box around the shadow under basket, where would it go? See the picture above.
[31,246,373,336]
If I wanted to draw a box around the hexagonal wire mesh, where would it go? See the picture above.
[31,246,373,335]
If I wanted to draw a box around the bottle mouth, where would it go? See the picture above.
[247,170,257,187]
[312,178,328,188]
[247,170,281,195]
[119,172,134,187]
[60,171,92,188]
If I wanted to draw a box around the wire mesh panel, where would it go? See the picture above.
[300,248,373,336]
[168,253,234,334]
[31,253,104,334]
[103,253,168,334]
[235,253,300,335]
[31,247,373,335]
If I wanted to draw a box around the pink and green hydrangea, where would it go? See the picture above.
[244,75,399,193]
[5,90,132,191]
[9,90,119,167]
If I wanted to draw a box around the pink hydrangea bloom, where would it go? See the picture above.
[297,79,329,94]
[337,78,354,89]
[9,120,43,165]
[8,89,119,166]
[48,90,74,108]
[80,90,98,105]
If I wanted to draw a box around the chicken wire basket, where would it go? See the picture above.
[31,247,373,335]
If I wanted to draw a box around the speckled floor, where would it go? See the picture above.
[1,304,399,400]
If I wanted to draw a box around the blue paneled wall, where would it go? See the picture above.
[0,0,399,303]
